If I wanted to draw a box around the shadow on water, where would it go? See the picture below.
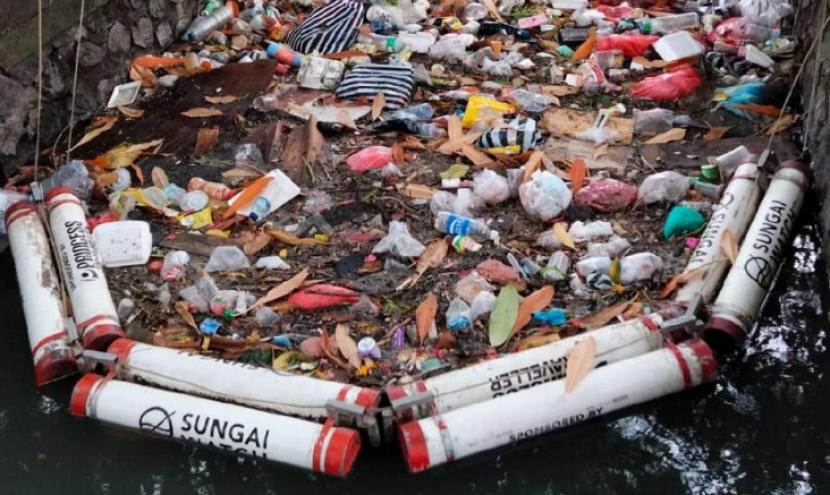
[1,195,830,495]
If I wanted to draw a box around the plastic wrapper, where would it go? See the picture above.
[595,34,659,58]
[473,170,510,205]
[481,58,513,76]
[445,298,472,330]
[638,171,690,204]
[569,221,614,243]
[714,81,767,117]
[205,246,251,273]
[574,178,637,212]
[505,89,554,112]
[254,256,291,270]
[287,284,361,311]
[430,189,485,217]
[519,171,573,221]
[372,221,426,258]
[346,146,394,172]
[629,65,703,101]
[470,290,496,319]
[429,34,475,62]
[634,108,693,136]
[161,250,190,281]
[477,118,542,153]
[706,17,778,47]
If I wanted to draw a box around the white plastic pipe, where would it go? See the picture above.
[46,188,123,350]
[398,339,717,472]
[6,201,77,385]
[705,161,809,352]
[108,339,381,420]
[675,163,762,304]
[70,374,361,477]
[387,316,664,420]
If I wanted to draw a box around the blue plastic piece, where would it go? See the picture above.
[532,308,567,326]
[717,82,767,118]
[199,318,222,335]
[272,335,292,348]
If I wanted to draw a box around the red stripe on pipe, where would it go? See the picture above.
[312,418,335,473]
[31,330,68,356]
[686,338,718,383]
[398,421,430,473]
[107,338,137,363]
[336,386,350,402]
[355,388,380,409]
[70,373,106,416]
[76,313,118,331]
[640,316,658,332]
[323,427,360,478]
[666,342,692,387]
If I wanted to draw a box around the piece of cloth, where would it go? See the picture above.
[335,63,415,110]
[286,0,365,55]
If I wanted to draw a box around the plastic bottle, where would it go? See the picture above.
[542,251,570,282]
[640,13,699,34]
[179,190,209,212]
[357,33,405,52]
[163,183,186,205]
[188,177,235,200]
[637,171,690,204]
[434,212,499,242]
[183,5,235,43]
[265,42,304,67]
[506,89,553,112]
[112,168,132,191]
[445,298,472,331]
[35,160,94,200]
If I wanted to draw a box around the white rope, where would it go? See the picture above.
[66,0,86,160]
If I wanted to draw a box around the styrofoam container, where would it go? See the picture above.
[653,31,704,61]
[93,220,153,267]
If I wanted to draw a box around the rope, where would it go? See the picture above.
[66,0,87,160]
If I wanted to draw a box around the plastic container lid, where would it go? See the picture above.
[92,220,153,268]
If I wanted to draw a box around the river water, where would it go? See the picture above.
[0,201,828,494]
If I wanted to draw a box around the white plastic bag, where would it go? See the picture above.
[372,221,426,258]
[519,170,572,221]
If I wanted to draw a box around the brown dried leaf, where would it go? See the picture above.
[243,232,272,256]
[522,150,545,183]
[644,128,686,144]
[482,0,503,20]
[249,268,309,312]
[267,229,327,246]
[131,164,144,185]
[765,114,799,136]
[175,301,198,330]
[460,143,494,167]
[516,332,561,351]
[181,107,224,118]
[703,126,731,142]
[400,238,448,290]
[372,92,385,121]
[222,166,264,180]
[117,106,144,118]
[447,113,463,141]
[69,116,117,151]
[399,183,434,199]
[205,95,239,104]
[151,166,169,188]
[570,158,587,193]
[721,228,738,264]
[572,300,632,330]
[511,285,554,337]
[565,336,596,393]
[392,143,405,165]
[335,324,361,368]
[416,294,438,345]
[194,127,220,157]
[658,265,706,299]
[335,110,357,130]
[553,222,576,250]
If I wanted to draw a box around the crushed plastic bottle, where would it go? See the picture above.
[638,171,690,204]
[34,160,94,200]
[445,298,472,330]
[430,189,485,217]
[372,221,426,258]
[519,170,573,221]
[183,5,235,42]
[473,170,510,205]
[205,246,251,272]
[434,212,499,242]
[542,251,571,281]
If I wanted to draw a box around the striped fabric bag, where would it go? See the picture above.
[335,63,415,110]
[286,0,365,55]
[477,118,542,153]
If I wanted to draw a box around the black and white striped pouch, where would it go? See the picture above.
[477,118,542,152]
[335,63,415,110]
[286,0,365,55]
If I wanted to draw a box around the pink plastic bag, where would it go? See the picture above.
[574,178,637,212]
[629,65,703,101]
[287,284,361,310]
[595,4,634,23]
[595,34,659,58]
[346,146,394,172]
[706,17,774,47]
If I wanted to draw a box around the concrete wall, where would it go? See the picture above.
[0,0,198,175]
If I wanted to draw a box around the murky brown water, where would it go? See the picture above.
[0,198,828,494]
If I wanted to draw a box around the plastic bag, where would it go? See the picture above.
[205,246,251,272]
[481,58,513,77]
[629,65,703,101]
[473,170,511,205]
[346,146,394,172]
[429,34,475,63]
[574,178,637,212]
[430,189,485,217]
[455,271,496,303]
[706,17,778,47]
[634,108,693,136]
[161,250,190,281]
[255,256,291,270]
[662,205,705,239]
[739,0,793,27]
[372,221,426,258]
[505,89,554,112]
[714,81,767,118]
[638,171,690,204]
[519,171,573,221]
[595,34,659,58]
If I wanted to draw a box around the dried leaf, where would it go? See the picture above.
[572,300,631,330]
[151,166,169,188]
[175,301,198,330]
[335,324,361,368]
[564,336,596,393]
[553,223,575,250]
[644,128,686,144]
[735,103,780,117]
[460,143,494,167]
[268,229,327,246]
[658,265,707,298]
[205,95,239,104]
[721,228,738,264]
[398,183,434,199]
[416,294,438,345]
[489,285,520,347]
[117,106,144,118]
[482,0,503,20]
[335,110,357,130]
[249,268,309,311]
[631,56,674,69]
[703,126,731,141]
[103,138,164,169]
[372,92,385,121]
[391,143,405,165]
[516,332,561,351]
[194,127,220,157]
[222,166,264,180]
[133,55,184,68]
[131,164,144,185]
[570,158,587,193]
[69,116,117,151]
[522,150,545,183]
[94,171,119,188]
[242,232,272,256]
[447,114,463,141]
[399,239,448,290]
[511,285,554,338]
[181,107,224,118]
[223,176,273,219]
[765,114,799,136]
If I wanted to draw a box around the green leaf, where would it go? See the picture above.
[489,285,520,347]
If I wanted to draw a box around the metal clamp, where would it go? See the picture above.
[326,400,383,447]
[661,294,705,334]
[77,349,118,372]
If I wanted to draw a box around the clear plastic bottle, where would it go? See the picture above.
[434,212,499,242]
[640,13,699,34]
[357,33,405,52]
[35,160,94,200]
[179,190,209,212]
[249,196,271,222]
[445,298,472,331]
[112,168,132,191]
[183,5,235,43]
[542,251,570,282]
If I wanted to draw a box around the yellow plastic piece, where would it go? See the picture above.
[461,95,516,128]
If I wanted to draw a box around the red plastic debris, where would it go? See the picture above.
[574,178,638,212]
[287,284,361,311]
[595,34,659,58]
[346,146,394,173]
[476,258,521,284]
[629,64,703,101]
